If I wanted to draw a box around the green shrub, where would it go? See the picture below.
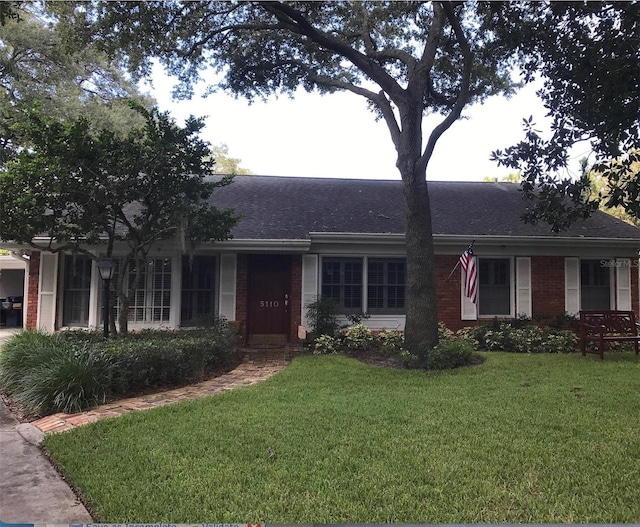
[0,323,240,415]
[538,329,579,353]
[313,334,338,355]
[456,321,579,354]
[0,331,63,393]
[306,297,342,337]
[343,323,374,352]
[0,332,113,414]
[400,349,421,369]
[426,338,475,370]
[377,329,405,357]
[102,324,239,394]
[438,322,455,341]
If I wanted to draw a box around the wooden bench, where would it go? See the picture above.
[579,310,640,360]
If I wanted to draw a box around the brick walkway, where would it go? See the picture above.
[30,349,295,435]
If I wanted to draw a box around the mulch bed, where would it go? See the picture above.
[348,350,406,369]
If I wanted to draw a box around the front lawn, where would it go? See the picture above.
[44,352,640,523]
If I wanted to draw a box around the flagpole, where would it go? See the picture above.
[445,259,461,282]
[445,240,475,282]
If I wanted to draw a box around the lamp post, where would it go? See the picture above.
[97,258,114,338]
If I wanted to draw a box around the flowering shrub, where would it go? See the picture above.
[343,323,374,352]
[313,334,338,355]
[377,329,405,356]
[456,321,579,354]
[438,322,455,341]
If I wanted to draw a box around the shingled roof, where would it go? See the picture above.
[211,175,640,241]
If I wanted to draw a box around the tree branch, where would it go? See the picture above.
[258,1,406,102]
[419,2,473,173]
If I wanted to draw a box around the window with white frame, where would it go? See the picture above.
[61,254,92,327]
[580,259,611,310]
[181,255,216,326]
[321,257,406,314]
[478,258,511,316]
[367,258,405,314]
[114,258,172,323]
[321,257,362,312]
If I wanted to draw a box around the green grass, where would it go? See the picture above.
[44,353,640,523]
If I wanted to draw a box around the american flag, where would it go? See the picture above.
[459,243,477,304]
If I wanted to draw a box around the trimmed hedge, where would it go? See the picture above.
[0,322,240,415]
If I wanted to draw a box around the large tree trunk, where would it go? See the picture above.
[395,103,439,363]
[402,173,439,362]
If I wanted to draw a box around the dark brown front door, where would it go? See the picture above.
[248,255,291,338]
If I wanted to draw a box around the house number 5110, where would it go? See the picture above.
[259,300,279,308]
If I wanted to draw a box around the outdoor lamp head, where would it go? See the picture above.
[97,258,114,281]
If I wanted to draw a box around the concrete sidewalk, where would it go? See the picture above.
[0,398,93,523]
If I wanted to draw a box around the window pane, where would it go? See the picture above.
[321,258,363,312]
[581,260,610,310]
[62,254,92,327]
[479,258,511,316]
[367,258,406,314]
[181,255,216,326]
[114,257,172,324]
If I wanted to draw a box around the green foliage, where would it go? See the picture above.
[0,5,152,163]
[0,324,239,415]
[400,349,421,369]
[426,338,475,371]
[313,335,339,356]
[211,143,253,175]
[305,297,342,338]
[0,104,238,333]
[437,322,455,341]
[0,331,112,414]
[490,4,640,230]
[343,324,374,353]
[377,329,405,357]
[457,321,579,354]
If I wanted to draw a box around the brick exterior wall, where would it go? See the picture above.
[531,255,565,317]
[435,254,466,331]
[23,250,638,339]
[234,253,640,340]
[26,250,40,330]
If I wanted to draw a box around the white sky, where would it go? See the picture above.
[146,65,592,182]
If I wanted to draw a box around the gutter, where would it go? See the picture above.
[10,250,30,264]
[308,232,640,249]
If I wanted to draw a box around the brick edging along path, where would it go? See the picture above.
[31,349,294,435]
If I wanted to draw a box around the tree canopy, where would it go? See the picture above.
[45,1,640,358]
[0,3,153,161]
[211,143,254,175]
[491,2,640,230]
[0,103,238,333]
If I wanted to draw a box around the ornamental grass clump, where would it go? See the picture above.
[0,331,113,414]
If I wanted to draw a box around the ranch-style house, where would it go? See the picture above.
[1,176,639,343]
